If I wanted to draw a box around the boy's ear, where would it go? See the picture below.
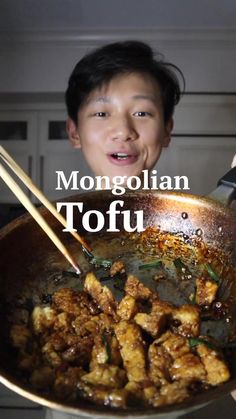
[163,117,174,147]
[66,118,81,149]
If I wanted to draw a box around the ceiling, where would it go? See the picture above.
[1,0,236,31]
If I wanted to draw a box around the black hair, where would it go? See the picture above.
[65,40,185,124]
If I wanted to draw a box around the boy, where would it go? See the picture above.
[65,40,184,186]
[46,41,236,419]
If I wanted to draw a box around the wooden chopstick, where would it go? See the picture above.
[0,161,81,274]
[0,145,92,253]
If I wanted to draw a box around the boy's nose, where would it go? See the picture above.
[111,118,138,142]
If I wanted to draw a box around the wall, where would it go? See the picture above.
[0,28,236,92]
[0,28,235,197]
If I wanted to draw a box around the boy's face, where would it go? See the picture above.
[67,72,173,182]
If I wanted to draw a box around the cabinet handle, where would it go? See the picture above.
[28,155,33,198]
[40,155,44,190]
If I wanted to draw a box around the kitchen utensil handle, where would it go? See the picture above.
[218,166,236,189]
[209,166,236,206]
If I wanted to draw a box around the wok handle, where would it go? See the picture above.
[208,166,236,206]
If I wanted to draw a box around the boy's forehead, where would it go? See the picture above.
[85,72,162,104]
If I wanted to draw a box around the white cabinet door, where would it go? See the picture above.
[156,137,236,196]
[0,111,38,203]
[155,94,236,197]
[38,111,93,201]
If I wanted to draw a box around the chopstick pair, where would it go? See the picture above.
[0,145,92,274]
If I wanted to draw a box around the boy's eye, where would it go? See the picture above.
[94,112,107,117]
[134,111,152,117]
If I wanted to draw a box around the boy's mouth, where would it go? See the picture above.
[107,152,138,166]
[111,152,131,160]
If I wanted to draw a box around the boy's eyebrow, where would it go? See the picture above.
[87,94,158,105]
[131,94,159,103]
[86,96,111,104]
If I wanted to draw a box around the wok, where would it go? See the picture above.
[0,168,236,418]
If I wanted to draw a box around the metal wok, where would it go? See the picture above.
[0,169,236,418]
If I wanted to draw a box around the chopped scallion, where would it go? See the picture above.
[204,263,221,284]
[174,258,187,271]
[139,260,162,270]
[188,337,217,350]
[90,258,112,269]
[82,246,112,269]
[102,332,112,363]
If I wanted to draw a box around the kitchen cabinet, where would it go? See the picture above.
[156,94,236,196]
[0,94,235,205]
[0,101,91,204]
[0,110,38,203]
[156,136,236,196]
[37,110,91,201]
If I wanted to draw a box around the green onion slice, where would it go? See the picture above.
[102,332,112,363]
[204,263,221,284]
[174,258,188,271]
[90,258,112,269]
[188,337,217,350]
[139,260,162,270]
[82,246,112,269]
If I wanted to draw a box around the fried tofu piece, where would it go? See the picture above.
[196,343,230,385]
[109,334,123,366]
[148,341,172,384]
[110,260,125,276]
[42,332,93,367]
[45,331,67,351]
[134,311,167,338]
[172,304,200,337]
[98,313,114,331]
[52,288,99,317]
[84,272,117,318]
[88,315,120,367]
[125,274,153,300]
[61,335,94,366]
[134,296,171,338]
[31,306,57,334]
[18,353,39,371]
[151,299,174,316]
[77,381,129,407]
[72,314,99,337]
[45,330,89,354]
[158,331,190,360]
[54,366,85,399]
[117,295,138,320]
[195,277,218,306]
[10,324,32,350]
[126,381,187,408]
[170,353,206,382]
[151,380,189,407]
[125,381,158,405]
[90,333,122,368]
[30,366,54,390]
[42,340,63,367]
[115,321,148,382]
[90,334,110,369]
[81,365,127,388]
[124,381,144,399]
[53,312,73,332]
[143,385,159,404]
